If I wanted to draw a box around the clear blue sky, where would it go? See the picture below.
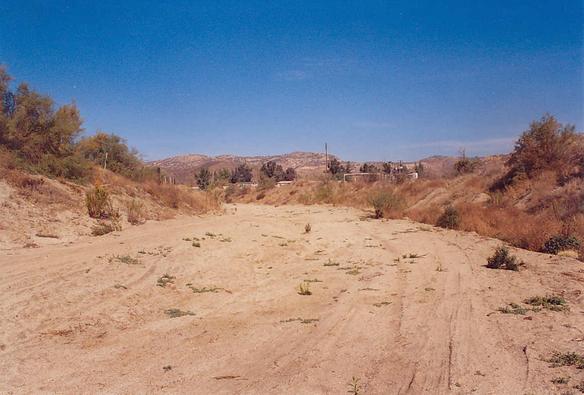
[1,1,582,161]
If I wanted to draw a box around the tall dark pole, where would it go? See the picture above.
[325,143,328,171]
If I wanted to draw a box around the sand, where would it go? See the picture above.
[1,204,583,394]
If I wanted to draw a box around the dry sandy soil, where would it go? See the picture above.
[1,204,583,394]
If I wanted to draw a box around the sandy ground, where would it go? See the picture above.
[1,203,583,394]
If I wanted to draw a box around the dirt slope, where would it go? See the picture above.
[1,204,583,394]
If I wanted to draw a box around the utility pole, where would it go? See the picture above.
[325,142,328,171]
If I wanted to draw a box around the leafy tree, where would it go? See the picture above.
[415,162,424,177]
[260,160,296,181]
[260,160,284,180]
[283,167,296,181]
[75,132,153,180]
[215,168,231,181]
[344,161,353,174]
[382,162,393,174]
[230,163,253,183]
[195,167,211,190]
[328,158,343,175]
[508,114,580,179]
[360,163,378,173]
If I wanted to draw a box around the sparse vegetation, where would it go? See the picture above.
[347,376,361,395]
[524,295,568,311]
[486,246,519,271]
[497,303,528,315]
[192,241,201,247]
[548,352,584,369]
[164,308,195,318]
[304,223,311,233]
[298,281,312,295]
[109,255,140,265]
[157,274,175,287]
[551,376,570,385]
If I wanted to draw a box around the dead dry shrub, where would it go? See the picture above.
[91,219,122,236]
[86,185,115,218]
[367,189,405,218]
[126,199,145,225]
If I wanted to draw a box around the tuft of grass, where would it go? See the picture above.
[220,236,232,242]
[192,241,201,247]
[304,223,312,233]
[548,352,584,369]
[35,231,59,239]
[497,303,528,315]
[303,278,322,283]
[373,301,391,307]
[110,254,141,265]
[524,295,568,311]
[323,259,340,267]
[91,220,122,236]
[347,376,361,395]
[280,317,319,324]
[126,199,145,225]
[164,308,195,318]
[157,273,175,287]
[346,268,361,276]
[551,376,570,385]
[487,246,520,271]
[298,281,312,295]
[205,232,216,238]
[187,284,221,293]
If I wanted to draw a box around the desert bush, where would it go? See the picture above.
[436,205,460,229]
[305,223,311,233]
[494,115,583,189]
[367,189,404,219]
[86,185,114,218]
[126,199,145,225]
[542,234,581,255]
[487,246,519,271]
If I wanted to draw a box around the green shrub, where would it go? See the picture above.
[487,246,519,271]
[436,205,460,229]
[542,234,581,255]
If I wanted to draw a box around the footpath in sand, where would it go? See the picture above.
[1,204,583,394]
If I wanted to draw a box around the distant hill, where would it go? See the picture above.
[148,151,497,183]
[148,152,337,183]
